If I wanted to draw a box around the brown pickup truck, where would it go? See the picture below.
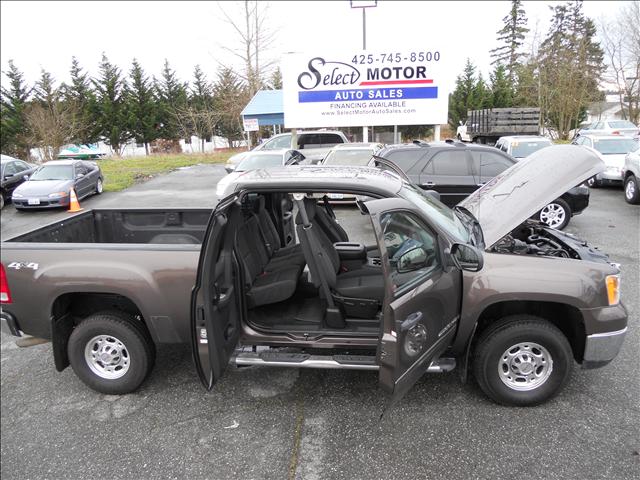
[0,146,628,406]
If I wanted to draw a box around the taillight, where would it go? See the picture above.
[611,131,620,135]
[0,263,11,304]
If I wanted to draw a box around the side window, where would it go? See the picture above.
[594,122,604,130]
[470,151,514,177]
[381,211,440,293]
[384,149,425,173]
[264,135,291,150]
[430,150,469,176]
[15,160,31,171]
[4,162,19,176]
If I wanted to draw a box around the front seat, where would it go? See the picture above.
[295,198,384,318]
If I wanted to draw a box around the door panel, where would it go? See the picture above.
[191,196,241,389]
[366,198,461,404]
[469,150,515,185]
[418,150,475,207]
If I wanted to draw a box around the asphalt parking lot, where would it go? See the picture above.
[1,165,638,479]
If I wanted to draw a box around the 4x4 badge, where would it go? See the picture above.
[7,262,39,271]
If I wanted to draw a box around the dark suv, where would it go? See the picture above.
[375,141,589,230]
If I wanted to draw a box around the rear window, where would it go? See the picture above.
[383,149,424,172]
[323,149,374,166]
[298,133,345,149]
[592,138,638,155]
[510,140,552,158]
[237,154,283,170]
[608,121,637,129]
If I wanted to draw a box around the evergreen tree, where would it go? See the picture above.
[64,57,97,145]
[0,60,32,158]
[34,69,58,106]
[92,53,131,155]
[156,59,188,140]
[490,0,529,83]
[538,1,605,138]
[448,59,478,129]
[189,65,216,151]
[472,73,493,109]
[269,67,282,90]
[490,64,513,108]
[126,59,158,155]
[213,67,246,147]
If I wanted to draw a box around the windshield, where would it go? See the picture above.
[236,154,283,171]
[608,120,637,129]
[511,140,552,158]
[324,149,374,166]
[30,165,73,180]
[397,183,471,244]
[593,138,638,155]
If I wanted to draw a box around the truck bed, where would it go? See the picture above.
[6,208,212,245]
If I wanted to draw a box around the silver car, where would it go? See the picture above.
[11,160,104,210]
[622,139,640,204]
[578,119,638,137]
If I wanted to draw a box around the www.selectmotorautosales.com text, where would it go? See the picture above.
[324,101,416,115]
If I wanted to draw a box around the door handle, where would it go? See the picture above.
[422,182,436,187]
[400,311,423,332]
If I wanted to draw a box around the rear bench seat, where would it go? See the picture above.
[236,214,305,308]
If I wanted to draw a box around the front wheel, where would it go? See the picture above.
[538,198,571,230]
[624,175,640,204]
[473,315,573,406]
[95,178,104,194]
[587,176,599,188]
[68,311,155,394]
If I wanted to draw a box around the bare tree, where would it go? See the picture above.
[600,1,640,124]
[173,105,220,153]
[25,100,81,161]
[217,1,278,96]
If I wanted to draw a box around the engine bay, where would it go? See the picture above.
[492,221,610,263]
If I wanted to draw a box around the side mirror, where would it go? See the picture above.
[23,175,30,181]
[75,173,85,180]
[224,167,234,174]
[397,246,429,273]
[449,243,483,272]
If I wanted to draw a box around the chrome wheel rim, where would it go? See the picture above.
[625,179,635,200]
[84,335,130,379]
[539,203,566,229]
[587,177,595,187]
[498,342,553,391]
[97,179,103,193]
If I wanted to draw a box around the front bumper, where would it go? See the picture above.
[596,169,624,182]
[583,327,628,369]
[0,310,22,337]
[12,195,70,209]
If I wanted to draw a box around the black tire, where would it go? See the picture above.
[587,176,600,188]
[624,175,640,204]
[95,177,104,195]
[538,198,571,230]
[0,194,4,209]
[473,315,573,406]
[68,311,155,394]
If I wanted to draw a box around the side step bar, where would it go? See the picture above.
[231,351,456,373]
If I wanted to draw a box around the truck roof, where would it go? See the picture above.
[230,165,403,196]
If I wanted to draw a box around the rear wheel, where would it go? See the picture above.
[538,198,570,230]
[95,178,104,194]
[624,175,640,204]
[68,311,155,394]
[473,315,573,406]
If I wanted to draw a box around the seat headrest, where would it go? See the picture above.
[254,195,266,213]
[295,197,317,225]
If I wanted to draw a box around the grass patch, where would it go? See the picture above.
[97,151,236,192]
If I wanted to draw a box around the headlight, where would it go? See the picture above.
[48,191,69,198]
[12,193,23,198]
[606,274,620,305]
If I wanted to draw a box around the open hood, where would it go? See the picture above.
[459,145,604,248]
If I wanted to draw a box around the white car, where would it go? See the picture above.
[217,149,303,199]
[573,134,639,186]
[495,136,553,159]
[577,120,639,138]
[320,143,384,201]
[225,131,348,172]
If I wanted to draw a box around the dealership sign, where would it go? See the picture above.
[282,49,449,128]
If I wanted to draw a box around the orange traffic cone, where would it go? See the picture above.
[68,188,83,213]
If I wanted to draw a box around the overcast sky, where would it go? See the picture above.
[0,0,621,89]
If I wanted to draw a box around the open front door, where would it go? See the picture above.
[366,198,462,404]
[191,194,241,390]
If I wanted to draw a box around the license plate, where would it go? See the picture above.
[328,193,343,200]
[27,198,41,205]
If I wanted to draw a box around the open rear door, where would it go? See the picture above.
[366,198,462,405]
[191,194,241,390]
